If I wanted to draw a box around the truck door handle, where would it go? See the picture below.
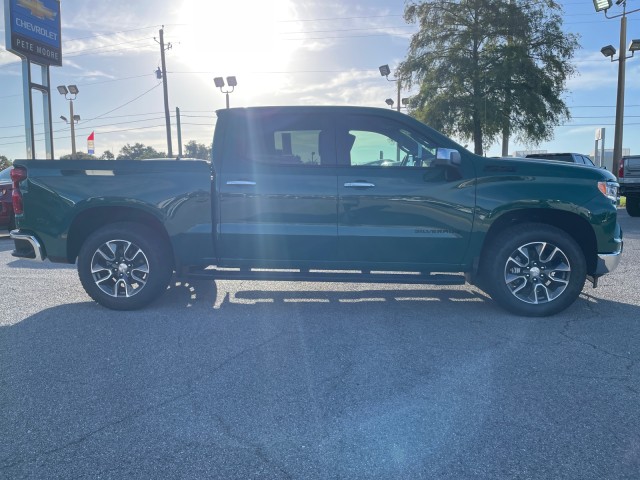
[344,182,375,188]
[226,181,256,186]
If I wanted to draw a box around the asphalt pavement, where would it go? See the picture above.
[0,212,639,479]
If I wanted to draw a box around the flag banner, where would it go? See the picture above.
[87,131,95,155]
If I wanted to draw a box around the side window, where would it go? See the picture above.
[582,156,595,166]
[340,116,437,168]
[349,131,402,167]
[229,113,334,167]
[271,130,322,165]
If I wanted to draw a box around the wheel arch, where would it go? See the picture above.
[477,209,598,275]
[67,206,174,266]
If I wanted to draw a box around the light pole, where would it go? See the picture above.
[379,64,401,113]
[57,85,79,156]
[593,0,640,178]
[214,76,237,109]
[385,98,410,110]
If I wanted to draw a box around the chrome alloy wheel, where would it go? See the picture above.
[90,239,150,298]
[504,241,571,305]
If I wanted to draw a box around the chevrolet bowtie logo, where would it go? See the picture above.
[16,0,57,20]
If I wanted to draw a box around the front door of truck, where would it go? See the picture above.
[336,114,475,269]
[218,111,337,265]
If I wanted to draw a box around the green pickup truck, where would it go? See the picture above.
[9,106,623,316]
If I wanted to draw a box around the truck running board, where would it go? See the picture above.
[184,267,466,285]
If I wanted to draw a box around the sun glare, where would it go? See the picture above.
[176,0,300,78]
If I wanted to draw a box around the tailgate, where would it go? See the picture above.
[625,157,640,176]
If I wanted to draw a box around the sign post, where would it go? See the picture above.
[595,128,606,168]
[4,0,62,159]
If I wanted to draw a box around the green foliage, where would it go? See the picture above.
[116,143,166,160]
[399,0,578,155]
[99,150,115,160]
[0,155,12,170]
[184,140,211,160]
[60,152,97,160]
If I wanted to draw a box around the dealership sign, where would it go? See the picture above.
[4,0,62,66]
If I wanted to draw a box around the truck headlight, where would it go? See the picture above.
[598,181,618,202]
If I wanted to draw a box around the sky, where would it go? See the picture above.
[1,0,639,161]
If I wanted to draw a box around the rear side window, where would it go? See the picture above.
[526,154,573,162]
[267,130,322,165]
[226,112,334,167]
[546,154,573,162]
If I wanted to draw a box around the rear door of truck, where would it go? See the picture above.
[217,109,338,266]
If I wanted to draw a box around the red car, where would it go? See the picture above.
[0,167,15,231]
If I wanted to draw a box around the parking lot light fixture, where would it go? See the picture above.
[379,64,391,77]
[214,76,237,109]
[57,85,79,156]
[385,98,394,108]
[601,45,617,57]
[630,39,640,51]
[378,64,401,112]
[594,0,612,12]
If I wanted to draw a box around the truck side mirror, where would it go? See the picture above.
[435,148,462,165]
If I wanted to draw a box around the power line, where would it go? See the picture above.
[65,37,154,56]
[0,124,168,147]
[63,26,162,43]
[86,83,163,122]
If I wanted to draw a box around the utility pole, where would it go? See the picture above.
[176,107,183,157]
[612,13,627,177]
[155,27,173,157]
[69,98,77,156]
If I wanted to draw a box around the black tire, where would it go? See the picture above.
[77,222,174,310]
[481,223,587,317]
[625,196,640,217]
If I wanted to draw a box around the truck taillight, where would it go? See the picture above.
[10,167,27,215]
[618,161,624,178]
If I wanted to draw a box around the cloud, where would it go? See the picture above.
[568,51,618,92]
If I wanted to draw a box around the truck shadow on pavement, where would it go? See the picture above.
[159,277,494,313]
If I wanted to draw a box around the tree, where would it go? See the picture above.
[492,1,579,155]
[116,143,166,160]
[99,150,115,160]
[0,155,12,170]
[60,152,97,160]
[398,0,578,155]
[184,140,211,160]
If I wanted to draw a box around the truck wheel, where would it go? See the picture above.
[625,196,640,217]
[482,223,586,317]
[77,222,173,310]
